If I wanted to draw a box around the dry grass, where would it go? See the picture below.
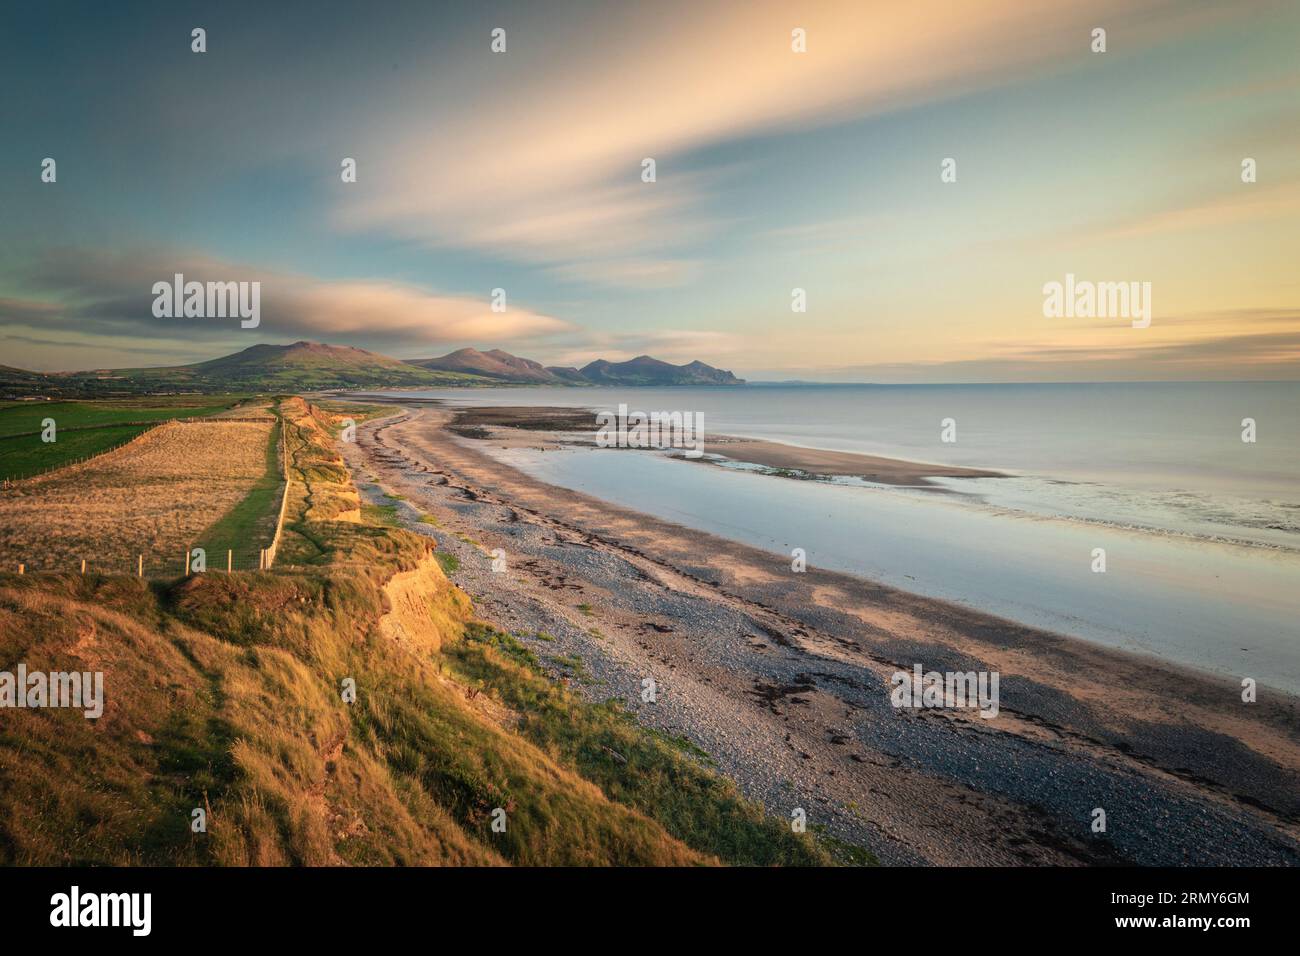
[0,398,835,867]
[0,420,272,574]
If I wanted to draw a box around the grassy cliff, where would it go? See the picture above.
[0,397,840,866]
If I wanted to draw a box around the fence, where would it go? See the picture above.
[1,422,165,485]
[0,416,276,486]
[261,416,293,569]
[2,413,296,579]
[10,547,280,579]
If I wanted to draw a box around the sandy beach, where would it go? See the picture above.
[344,402,1300,866]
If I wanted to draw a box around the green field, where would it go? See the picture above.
[0,397,241,480]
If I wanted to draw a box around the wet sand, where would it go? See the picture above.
[347,401,1300,866]
[440,404,1004,486]
[704,436,1002,484]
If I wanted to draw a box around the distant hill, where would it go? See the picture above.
[0,364,58,397]
[544,365,591,384]
[1,342,745,397]
[170,343,480,390]
[97,341,490,392]
[410,348,743,386]
[407,347,566,384]
[0,342,493,398]
[579,355,743,386]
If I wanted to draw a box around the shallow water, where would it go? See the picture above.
[377,382,1300,692]
[485,443,1300,695]
[397,382,1300,550]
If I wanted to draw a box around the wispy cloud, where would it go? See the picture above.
[770,311,1300,382]
[334,0,1192,285]
[1,248,575,361]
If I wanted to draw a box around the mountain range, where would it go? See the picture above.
[0,342,744,397]
[409,347,743,386]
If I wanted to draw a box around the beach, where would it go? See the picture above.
[343,401,1300,866]
[434,403,1005,486]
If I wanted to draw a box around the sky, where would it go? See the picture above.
[1,0,1297,382]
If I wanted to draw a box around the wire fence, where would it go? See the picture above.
[2,412,296,579]
[8,546,280,579]
[1,423,164,485]
[263,417,292,569]
[1,416,277,486]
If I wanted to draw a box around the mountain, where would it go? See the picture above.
[192,341,421,377]
[579,355,743,386]
[108,340,495,392]
[407,347,567,384]
[544,365,591,384]
[0,343,746,398]
[10,342,494,397]
[409,348,743,386]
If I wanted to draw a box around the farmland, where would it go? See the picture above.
[0,418,280,575]
[0,396,245,480]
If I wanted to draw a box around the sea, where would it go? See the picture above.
[379,382,1300,694]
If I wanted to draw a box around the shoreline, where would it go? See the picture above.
[344,401,1300,866]
[440,403,1007,487]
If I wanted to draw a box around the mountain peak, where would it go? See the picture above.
[578,355,742,386]
[412,347,741,385]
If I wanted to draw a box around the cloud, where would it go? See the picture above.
[767,314,1300,382]
[334,0,1194,284]
[548,258,703,289]
[1090,180,1300,242]
[1,247,575,358]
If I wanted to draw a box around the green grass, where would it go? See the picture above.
[0,397,239,480]
[0,396,857,867]
[312,401,396,425]
[435,552,461,574]
[0,424,144,480]
[196,418,286,563]
[360,503,400,527]
[0,397,236,437]
[417,514,440,526]
[444,624,847,866]
[553,653,590,681]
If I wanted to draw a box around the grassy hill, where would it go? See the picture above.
[0,397,845,866]
[3,343,747,398]
[407,347,570,384]
[580,355,744,385]
[90,341,492,394]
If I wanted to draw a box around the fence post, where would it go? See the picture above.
[17,564,24,575]
[227,549,232,573]
[185,548,190,577]
[138,554,143,577]
[81,558,86,575]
